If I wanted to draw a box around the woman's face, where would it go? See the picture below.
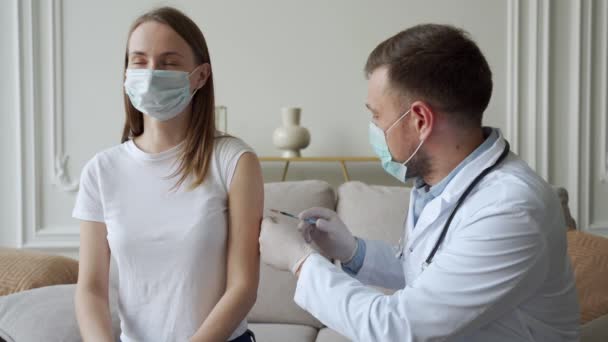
[127,21,208,91]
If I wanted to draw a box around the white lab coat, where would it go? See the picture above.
[294,131,580,342]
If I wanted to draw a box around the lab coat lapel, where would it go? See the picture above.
[407,196,449,251]
[406,130,509,250]
[399,188,416,257]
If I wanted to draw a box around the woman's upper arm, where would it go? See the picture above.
[226,152,263,289]
[77,220,111,295]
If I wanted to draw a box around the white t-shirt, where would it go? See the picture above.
[73,134,254,342]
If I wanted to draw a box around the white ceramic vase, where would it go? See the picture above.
[272,107,311,158]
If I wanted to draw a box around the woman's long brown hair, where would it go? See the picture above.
[121,7,216,190]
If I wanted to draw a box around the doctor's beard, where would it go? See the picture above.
[405,146,431,181]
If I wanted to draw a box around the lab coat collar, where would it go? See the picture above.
[439,127,508,205]
[406,128,508,238]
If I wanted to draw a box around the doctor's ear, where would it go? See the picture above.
[194,63,211,90]
[410,101,434,140]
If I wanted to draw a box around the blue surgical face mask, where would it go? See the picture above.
[369,109,424,182]
[124,66,200,121]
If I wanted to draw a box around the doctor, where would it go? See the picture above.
[259,24,580,341]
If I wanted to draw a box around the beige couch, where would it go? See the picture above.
[0,180,606,341]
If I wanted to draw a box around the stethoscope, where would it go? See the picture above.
[395,141,511,271]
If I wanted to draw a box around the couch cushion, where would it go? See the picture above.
[0,284,120,342]
[249,181,335,328]
[249,323,318,342]
[315,327,351,342]
[581,314,608,342]
[336,183,575,242]
[0,248,78,296]
[336,181,410,243]
[567,231,608,324]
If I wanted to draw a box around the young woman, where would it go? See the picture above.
[73,7,262,342]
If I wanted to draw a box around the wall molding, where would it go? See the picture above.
[508,0,608,236]
[566,0,583,225]
[506,0,550,181]
[536,0,550,181]
[581,0,608,235]
[16,0,39,248]
[506,0,520,154]
[16,0,81,249]
[599,0,608,184]
[15,0,26,248]
[566,0,608,236]
[50,0,78,193]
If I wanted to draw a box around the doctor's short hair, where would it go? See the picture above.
[365,24,492,128]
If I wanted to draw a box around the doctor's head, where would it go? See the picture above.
[365,24,493,183]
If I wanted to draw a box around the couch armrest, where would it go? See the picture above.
[0,248,78,296]
[581,314,608,342]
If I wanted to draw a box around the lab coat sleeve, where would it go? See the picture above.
[353,239,405,289]
[294,203,548,342]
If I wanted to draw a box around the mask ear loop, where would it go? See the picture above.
[384,108,425,166]
[402,138,424,166]
[190,88,200,98]
[187,64,202,77]
[386,109,411,134]
[187,65,204,97]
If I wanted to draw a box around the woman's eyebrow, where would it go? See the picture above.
[159,51,184,58]
[128,51,184,58]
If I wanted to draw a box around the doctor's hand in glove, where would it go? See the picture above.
[298,207,358,263]
[259,215,315,275]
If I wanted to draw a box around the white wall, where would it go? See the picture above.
[0,0,607,255]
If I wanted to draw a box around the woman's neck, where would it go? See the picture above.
[134,110,190,153]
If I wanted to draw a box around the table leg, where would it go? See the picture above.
[281,161,291,181]
[339,161,350,182]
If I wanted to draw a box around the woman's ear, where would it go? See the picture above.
[195,63,211,90]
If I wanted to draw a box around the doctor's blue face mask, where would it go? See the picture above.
[124,66,201,121]
[369,109,425,182]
